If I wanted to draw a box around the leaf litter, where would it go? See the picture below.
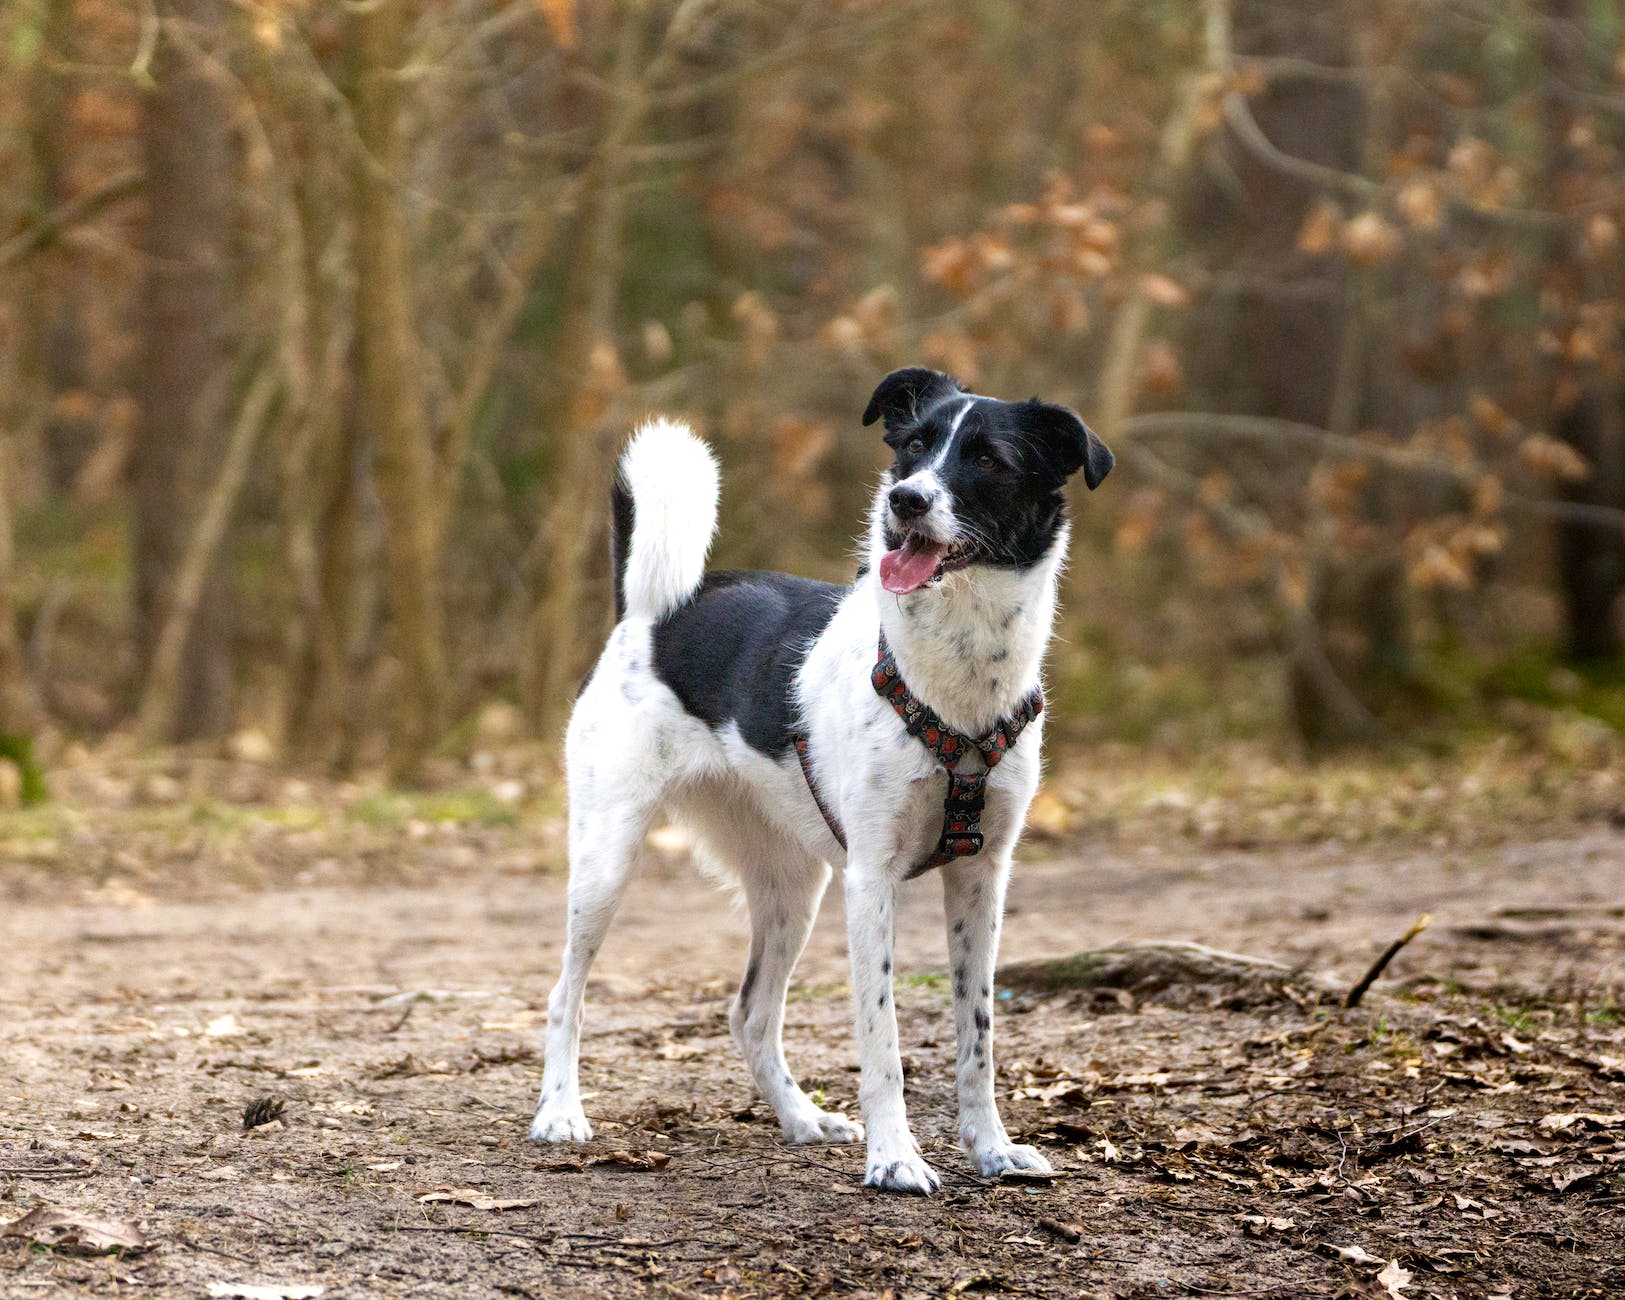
[1,1206,146,1255]
[2,823,1622,1295]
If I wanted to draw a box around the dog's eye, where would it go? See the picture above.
[905,437,926,455]
[973,452,996,469]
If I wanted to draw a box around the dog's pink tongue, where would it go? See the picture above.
[879,537,947,595]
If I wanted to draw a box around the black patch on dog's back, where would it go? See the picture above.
[652,571,845,757]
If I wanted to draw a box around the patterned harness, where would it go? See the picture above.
[793,633,1043,878]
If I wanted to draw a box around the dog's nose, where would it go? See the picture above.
[889,483,933,520]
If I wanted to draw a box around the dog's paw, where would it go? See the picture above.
[971,1142,1052,1178]
[863,1153,941,1195]
[528,1105,593,1143]
[782,1109,864,1145]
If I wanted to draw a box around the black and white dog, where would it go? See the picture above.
[528,367,1112,1194]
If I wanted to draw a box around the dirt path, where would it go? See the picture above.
[2,832,1622,1297]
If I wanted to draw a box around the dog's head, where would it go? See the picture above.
[861,367,1113,595]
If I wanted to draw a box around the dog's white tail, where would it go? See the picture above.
[611,418,719,622]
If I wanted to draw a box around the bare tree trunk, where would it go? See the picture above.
[137,368,278,744]
[40,3,99,494]
[134,0,234,741]
[1555,392,1625,660]
[0,434,45,804]
[1093,0,1229,449]
[1544,0,1625,661]
[526,8,645,729]
[20,0,98,494]
[1194,0,1380,747]
[349,0,446,779]
[1291,13,1403,747]
[276,69,360,763]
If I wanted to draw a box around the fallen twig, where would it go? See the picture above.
[391,1224,692,1249]
[382,1001,416,1035]
[1344,914,1431,1009]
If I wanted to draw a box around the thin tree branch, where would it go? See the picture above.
[1092,0,1231,444]
[1120,411,1625,530]
[1344,915,1431,1009]
[0,170,143,271]
[136,367,281,745]
[1223,87,1625,228]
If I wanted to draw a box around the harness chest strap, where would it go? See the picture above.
[793,634,1043,876]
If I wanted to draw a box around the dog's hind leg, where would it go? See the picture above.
[529,801,651,1143]
[730,850,863,1145]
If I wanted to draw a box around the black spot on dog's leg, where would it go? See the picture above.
[973,1007,990,1032]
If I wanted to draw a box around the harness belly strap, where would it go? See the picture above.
[793,733,847,851]
[792,633,1043,876]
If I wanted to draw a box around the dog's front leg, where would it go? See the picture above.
[942,857,1052,1177]
[845,864,940,1194]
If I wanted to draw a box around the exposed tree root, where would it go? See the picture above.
[997,941,1323,1009]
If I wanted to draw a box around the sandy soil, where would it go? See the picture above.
[2,829,1622,1297]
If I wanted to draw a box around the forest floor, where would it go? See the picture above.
[1,750,1623,1298]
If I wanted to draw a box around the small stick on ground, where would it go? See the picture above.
[383,1001,416,1035]
[1344,914,1431,1009]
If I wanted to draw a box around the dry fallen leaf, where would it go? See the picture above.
[1323,1242,1384,1267]
[1552,1165,1604,1193]
[1540,1111,1625,1133]
[417,1187,537,1211]
[1377,1257,1413,1298]
[1238,1214,1295,1235]
[1,1206,147,1255]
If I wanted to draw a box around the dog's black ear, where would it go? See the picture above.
[1023,400,1114,490]
[862,367,961,433]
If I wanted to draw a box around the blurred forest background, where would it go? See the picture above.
[2,0,1625,805]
